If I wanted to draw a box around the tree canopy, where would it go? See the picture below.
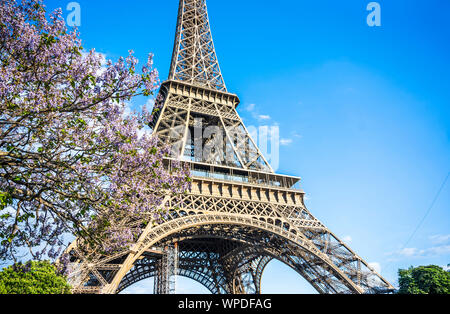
[0,261,71,294]
[398,265,450,294]
[0,0,190,262]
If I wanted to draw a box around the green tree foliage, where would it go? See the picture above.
[398,265,450,294]
[0,191,12,211]
[0,261,71,294]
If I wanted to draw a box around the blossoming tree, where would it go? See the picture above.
[0,0,190,262]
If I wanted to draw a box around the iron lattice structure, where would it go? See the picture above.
[65,0,395,294]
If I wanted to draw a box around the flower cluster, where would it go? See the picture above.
[0,0,190,261]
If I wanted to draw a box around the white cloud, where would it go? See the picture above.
[429,234,450,245]
[342,235,353,243]
[368,262,382,274]
[122,102,133,117]
[398,247,419,257]
[243,103,272,121]
[143,98,155,110]
[280,138,293,146]
[388,234,450,260]
[425,245,450,256]
[246,103,256,112]
[396,245,450,258]
[257,114,271,121]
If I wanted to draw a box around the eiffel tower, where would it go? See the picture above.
[65,0,394,294]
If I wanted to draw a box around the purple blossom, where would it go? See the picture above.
[0,0,190,261]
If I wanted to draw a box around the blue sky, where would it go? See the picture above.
[44,0,450,293]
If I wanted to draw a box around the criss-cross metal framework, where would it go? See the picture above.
[169,0,226,91]
[64,0,394,294]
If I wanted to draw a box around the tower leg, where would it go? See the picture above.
[154,244,178,294]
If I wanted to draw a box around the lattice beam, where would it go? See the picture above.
[169,0,226,91]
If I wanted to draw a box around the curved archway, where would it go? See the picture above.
[117,250,226,294]
[117,248,320,294]
[107,214,364,294]
[67,209,392,295]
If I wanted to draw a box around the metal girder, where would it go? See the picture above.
[151,81,272,172]
[169,0,226,91]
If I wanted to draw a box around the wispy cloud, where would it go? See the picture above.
[386,234,450,261]
[394,245,450,258]
[429,234,450,245]
[388,234,450,260]
[243,103,299,149]
[258,114,271,121]
[397,247,419,257]
[280,138,293,146]
[243,103,271,121]
[425,245,450,256]
[342,235,353,243]
[245,103,256,112]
